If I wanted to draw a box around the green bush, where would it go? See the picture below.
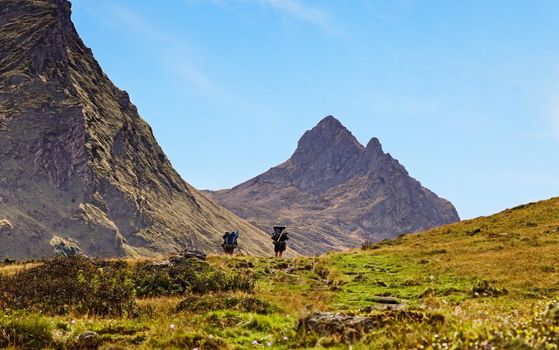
[0,313,54,349]
[133,259,255,297]
[0,256,137,316]
[0,257,255,317]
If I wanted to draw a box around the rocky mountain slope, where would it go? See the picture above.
[0,0,272,258]
[206,116,460,255]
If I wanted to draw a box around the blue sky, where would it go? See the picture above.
[71,0,559,219]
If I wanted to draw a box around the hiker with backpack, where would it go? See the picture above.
[222,230,239,255]
[271,226,289,258]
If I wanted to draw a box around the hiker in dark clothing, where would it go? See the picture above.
[222,230,239,255]
[271,226,289,258]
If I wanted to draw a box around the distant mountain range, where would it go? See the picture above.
[0,0,271,258]
[205,116,460,255]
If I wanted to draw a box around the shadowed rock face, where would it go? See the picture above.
[0,0,271,258]
[206,116,460,255]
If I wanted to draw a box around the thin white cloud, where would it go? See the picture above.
[191,0,341,37]
[73,0,282,122]
[110,5,213,93]
[257,0,335,34]
[106,3,225,98]
[365,0,415,24]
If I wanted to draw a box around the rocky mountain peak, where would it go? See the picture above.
[365,137,383,154]
[316,115,343,128]
[292,117,387,165]
[292,116,362,160]
[288,116,364,192]
[359,136,385,165]
[207,116,460,255]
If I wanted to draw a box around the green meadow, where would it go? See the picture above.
[1,197,559,349]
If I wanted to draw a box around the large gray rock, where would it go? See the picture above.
[50,235,84,257]
[74,331,100,350]
[298,310,445,345]
[0,219,13,234]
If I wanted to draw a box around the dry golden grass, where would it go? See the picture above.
[0,262,43,276]
[370,196,559,294]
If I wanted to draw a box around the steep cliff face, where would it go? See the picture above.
[206,116,460,255]
[0,0,271,258]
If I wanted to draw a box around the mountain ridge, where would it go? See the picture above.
[206,116,460,255]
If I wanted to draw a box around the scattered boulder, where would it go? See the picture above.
[0,219,13,234]
[472,280,508,297]
[73,331,101,350]
[170,249,207,264]
[299,312,378,343]
[298,310,444,344]
[150,259,172,267]
[49,235,85,257]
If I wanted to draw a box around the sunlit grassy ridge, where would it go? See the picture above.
[0,197,558,349]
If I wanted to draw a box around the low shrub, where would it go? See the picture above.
[133,259,255,297]
[2,257,16,265]
[0,313,54,349]
[361,241,380,250]
[0,256,255,316]
[0,256,136,316]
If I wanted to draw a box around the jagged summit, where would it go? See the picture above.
[365,137,383,154]
[0,0,271,258]
[315,115,345,129]
[293,116,362,159]
[288,116,364,193]
[206,116,460,255]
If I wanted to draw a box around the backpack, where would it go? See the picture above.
[225,231,238,245]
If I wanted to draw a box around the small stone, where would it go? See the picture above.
[75,331,100,349]
[368,296,402,305]
[0,219,13,234]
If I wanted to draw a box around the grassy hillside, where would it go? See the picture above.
[1,197,558,349]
